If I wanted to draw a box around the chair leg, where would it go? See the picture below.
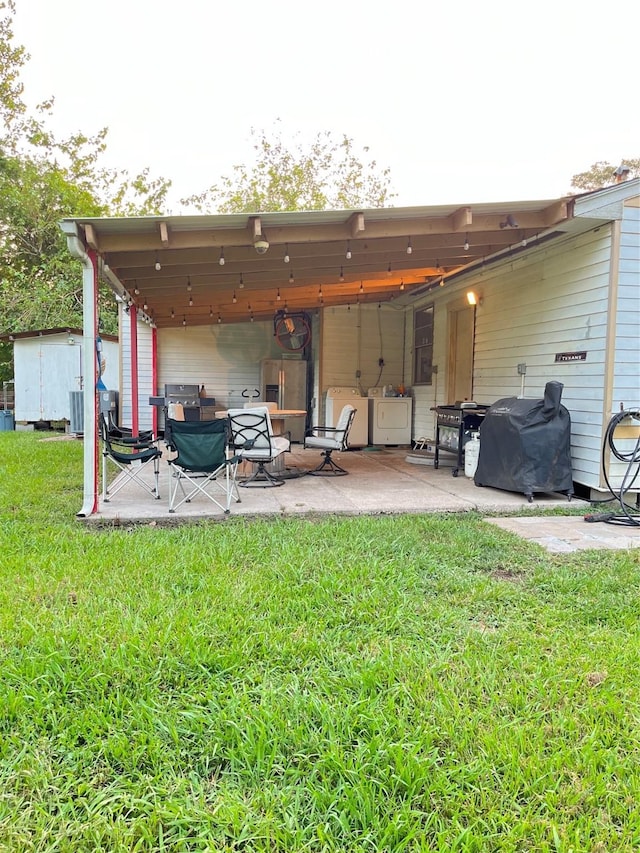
[307,450,349,476]
[239,461,284,487]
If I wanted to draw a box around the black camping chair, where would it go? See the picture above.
[165,417,241,513]
[100,413,162,502]
[105,410,155,444]
[304,404,356,475]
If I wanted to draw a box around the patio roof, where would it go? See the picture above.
[60,196,573,327]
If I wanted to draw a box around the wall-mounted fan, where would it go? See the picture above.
[273,311,311,352]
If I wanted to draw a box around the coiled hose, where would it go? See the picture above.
[591,409,640,526]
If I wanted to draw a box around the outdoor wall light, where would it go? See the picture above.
[467,291,483,306]
[500,214,519,229]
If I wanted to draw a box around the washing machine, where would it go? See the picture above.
[367,388,413,445]
[324,387,368,447]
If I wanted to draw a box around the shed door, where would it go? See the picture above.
[447,305,475,403]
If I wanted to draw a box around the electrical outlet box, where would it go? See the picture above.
[378,358,384,367]
[517,363,527,375]
[432,365,438,374]
[355,369,361,378]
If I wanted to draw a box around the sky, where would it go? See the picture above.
[11,0,640,213]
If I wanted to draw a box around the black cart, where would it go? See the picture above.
[433,404,490,477]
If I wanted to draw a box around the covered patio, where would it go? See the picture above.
[91,443,577,523]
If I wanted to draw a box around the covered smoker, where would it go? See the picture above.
[474,381,573,501]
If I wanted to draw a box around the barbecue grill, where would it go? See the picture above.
[433,403,490,476]
[149,384,217,422]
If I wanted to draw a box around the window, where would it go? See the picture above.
[413,305,434,384]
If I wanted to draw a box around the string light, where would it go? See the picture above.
[464,234,470,251]
[186,277,192,292]
[171,307,175,319]
[182,315,186,326]
[189,295,194,307]
[217,313,222,324]
[133,281,140,295]
[387,262,392,276]
[339,266,345,282]
[239,273,244,289]
[143,299,148,311]
[399,279,405,291]
[359,281,364,294]
[284,244,290,264]
[209,305,213,318]
[406,237,412,255]
[276,288,281,301]
[289,271,294,284]
[154,254,161,271]
[219,247,225,266]
[346,241,352,260]
[232,290,237,304]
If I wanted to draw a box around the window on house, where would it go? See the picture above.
[413,305,434,385]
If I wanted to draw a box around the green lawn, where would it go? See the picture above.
[1,432,639,852]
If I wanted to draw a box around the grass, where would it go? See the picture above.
[0,431,639,852]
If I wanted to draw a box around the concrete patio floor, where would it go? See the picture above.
[87,443,640,553]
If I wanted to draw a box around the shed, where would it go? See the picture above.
[0,328,119,427]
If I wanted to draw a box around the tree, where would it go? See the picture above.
[181,123,396,213]
[570,158,640,192]
[0,0,172,381]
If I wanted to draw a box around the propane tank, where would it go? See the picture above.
[464,432,480,478]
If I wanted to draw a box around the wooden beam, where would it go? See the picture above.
[158,221,170,246]
[250,216,263,239]
[84,223,99,250]
[449,207,472,232]
[349,212,365,238]
[542,200,569,227]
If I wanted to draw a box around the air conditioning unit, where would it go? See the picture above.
[69,391,83,434]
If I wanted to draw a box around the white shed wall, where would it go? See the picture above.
[14,333,118,422]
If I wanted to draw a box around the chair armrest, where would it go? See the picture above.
[305,426,340,437]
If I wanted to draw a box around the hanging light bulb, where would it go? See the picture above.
[171,307,175,319]
[464,234,470,251]
[217,313,222,324]
[182,315,186,326]
[232,290,237,304]
[521,232,527,247]
[143,299,149,310]
[359,281,364,294]
[440,276,445,287]
[209,305,213,318]
[239,273,244,289]
[318,285,323,298]
[276,288,281,301]
[289,270,294,284]
[133,281,140,295]
[339,266,344,282]
[399,279,405,291]
[189,295,194,307]
[284,244,290,264]
[436,259,442,273]
[219,247,225,266]
[406,237,412,255]
[387,262,392,276]
[186,277,192,292]
[154,254,161,271]
[346,241,352,260]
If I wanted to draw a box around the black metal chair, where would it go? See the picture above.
[100,413,162,502]
[165,417,241,514]
[304,404,356,475]
[227,407,290,487]
[105,409,155,444]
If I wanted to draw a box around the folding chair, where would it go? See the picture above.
[227,407,290,487]
[165,417,241,513]
[304,404,357,475]
[100,413,162,502]
[105,409,154,443]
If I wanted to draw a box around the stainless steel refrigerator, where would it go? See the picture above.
[261,358,307,442]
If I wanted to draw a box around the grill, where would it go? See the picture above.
[433,403,490,477]
[149,384,217,422]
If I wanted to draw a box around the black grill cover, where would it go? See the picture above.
[474,381,573,498]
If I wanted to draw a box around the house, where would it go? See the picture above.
[0,328,119,429]
[58,178,639,516]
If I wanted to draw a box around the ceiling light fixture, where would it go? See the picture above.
[284,244,290,264]
[346,241,352,260]
[219,247,225,266]
[406,237,412,255]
